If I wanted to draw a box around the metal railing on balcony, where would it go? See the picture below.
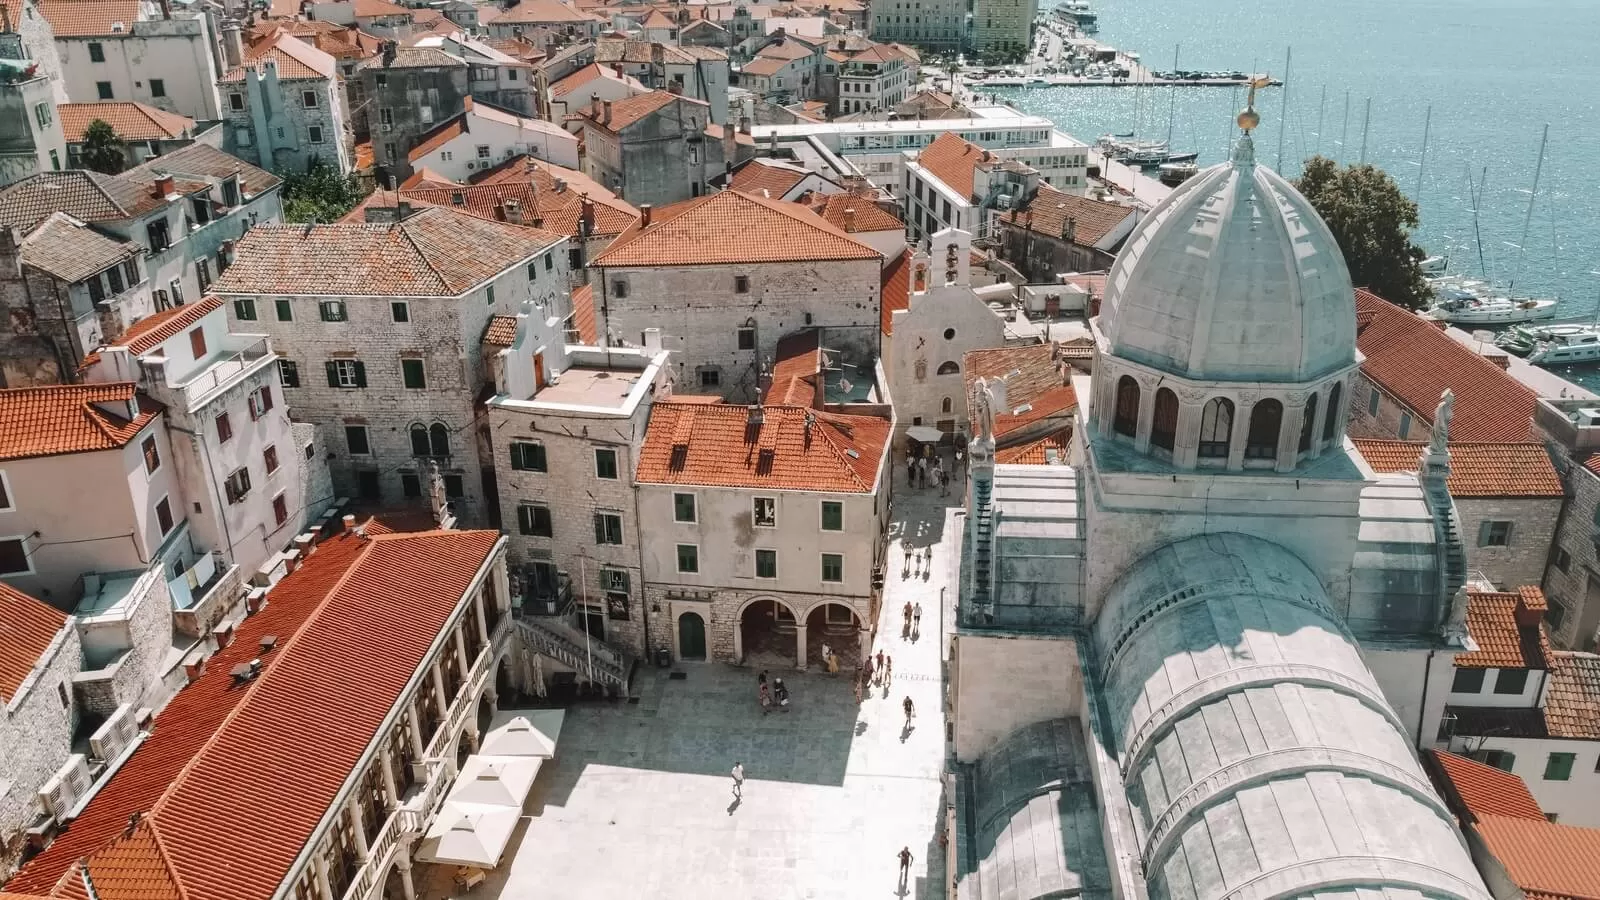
[174,338,273,408]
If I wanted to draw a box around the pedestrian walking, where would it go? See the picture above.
[775,678,791,711]
[876,649,886,676]
[853,670,864,703]
[913,601,923,635]
[903,695,915,727]
[906,450,916,487]
[759,681,771,715]
[898,846,914,887]
[862,656,874,687]
[938,463,949,497]
[883,655,893,686]
[758,669,768,689]
[732,761,745,798]
[903,600,913,633]
[828,650,840,674]
[916,455,928,488]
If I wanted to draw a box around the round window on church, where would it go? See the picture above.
[944,328,956,340]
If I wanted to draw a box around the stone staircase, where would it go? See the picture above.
[513,616,634,693]
[967,474,996,623]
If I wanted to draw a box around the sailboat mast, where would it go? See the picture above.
[1276,46,1291,169]
[1510,123,1549,291]
[1339,89,1350,163]
[1315,84,1326,155]
[1469,165,1489,280]
[1358,97,1372,163]
[1416,104,1431,198]
[1166,43,1179,146]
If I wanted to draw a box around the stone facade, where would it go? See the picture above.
[53,15,223,120]
[867,0,964,49]
[1456,496,1561,591]
[647,584,877,668]
[222,68,350,175]
[359,52,469,181]
[0,619,78,881]
[580,95,726,207]
[1348,372,1429,440]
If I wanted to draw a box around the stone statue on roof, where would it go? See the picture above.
[972,377,997,449]
[1430,389,1454,455]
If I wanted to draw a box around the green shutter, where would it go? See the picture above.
[326,360,339,387]
[354,361,367,387]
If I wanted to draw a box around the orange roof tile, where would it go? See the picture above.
[35,0,141,36]
[493,0,602,24]
[995,426,1072,465]
[0,383,162,462]
[569,283,597,343]
[1000,183,1135,247]
[729,160,810,199]
[1457,588,1551,669]
[637,403,889,493]
[0,582,67,703]
[1542,651,1600,740]
[767,330,820,407]
[739,56,788,77]
[221,31,338,82]
[917,131,986,201]
[483,314,519,347]
[1427,750,1546,821]
[880,248,911,335]
[595,190,879,267]
[403,178,638,239]
[964,344,1078,441]
[807,192,902,234]
[105,296,224,356]
[1474,814,1600,900]
[59,103,194,143]
[577,89,683,133]
[1356,289,1538,442]
[1352,440,1564,497]
[754,38,813,61]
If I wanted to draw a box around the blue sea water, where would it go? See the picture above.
[990,0,1600,317]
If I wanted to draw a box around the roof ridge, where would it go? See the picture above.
[808,413,872,491]
[391,209,455,294]
[141,817,194,900]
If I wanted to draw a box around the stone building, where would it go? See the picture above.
[481,0,606,50]
[219,29,352,175]
[634,400,892,667]
[903,131,1043,241]
[1532,398,1600,650]
[588,189,883,400]
[594,39,729,126]
[0,1,67,187]
[830,40,915,116]
[943,106,1494,900]
[210,203,570,525]
[996,183,1141,281]
[404,97,577,183]
[59,102,212,171]
[43,0,223,121]
[971,0,1038,60]
[358,43,469,181]
[574,91,729,208]
[866,0,964,50]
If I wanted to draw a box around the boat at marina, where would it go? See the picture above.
[1427,294,1559,325]
[1528,329,1600,365]
[1158,162,1199,186]
[1495,322,1593,355]
[1418,255,1449,276]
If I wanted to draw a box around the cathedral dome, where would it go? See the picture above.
[1098,136,1357,383]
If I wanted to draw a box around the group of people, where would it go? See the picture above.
[906,447,950,496]
[756,670,791,714]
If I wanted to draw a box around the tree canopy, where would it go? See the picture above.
[1293,155,1432,310]
[281,162,368,224]
[80,119,125,175]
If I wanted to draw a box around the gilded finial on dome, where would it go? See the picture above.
[1237,75,1272,133]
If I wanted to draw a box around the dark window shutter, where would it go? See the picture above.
[354,361,367,387]
[326,360,338,387]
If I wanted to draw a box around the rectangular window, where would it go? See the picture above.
[97,81,113,100]
[224,467,252,503]
[444,474,463,498]
[150,79,165,98]
[0,537,28,575]
[302,89,318,108]
[142,435,161,473]
[147,220,171,253]
[108,265,124,294]
[275,298,293,321]
[215,413,233,443]
[518,503,553,537]
[1479,520,1513,548]
[401,471,421,497]
[188,327,207,360]
[345,425,370,455]
[234,298,257,320]
[821,500,843,531]
[308,126,324,144]
[319,300,347,322]
[1368,387,1381,416]
[544,254,554,271]
[676,544,699,573]
[594,447,618,479]
[477,145,492,159]
[821,552,844,583]
[754,496,776,527]
[155,497,174,535]
[673,492,697,523]
[0,471,12,512]
[278,358,300,388]
[734,275,750,294]
[611,279,629,299]
[755,548,777,579]
[593,513,623,545]
[196,258,211,292]
[1398,412,1412,439]
[248,385,273,419]
[737,326,756,350]
[486,285,495,306]
[380,107,393,126]
[1451,667,1484,694]
[1545,752,1577,781]
[391,301,409,323]
[264,444,279,474]
[1556,548,1572,573]
[88,42,105,62]
[510,441,547,472]
[327,359,366,388]
[1494,668,1530,695]
[698,368,721,389]
[272,493,289,526]
[401,358,427,389]
[229,92,245,111]
[87,274,105,303]
[124,259,138,285]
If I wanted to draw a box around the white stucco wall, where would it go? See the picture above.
[54,17,221,120]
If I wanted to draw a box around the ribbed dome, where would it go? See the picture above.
[1099,137,1357,382]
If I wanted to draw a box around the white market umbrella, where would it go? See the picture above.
[414,800,520,868]
[906,426,945,443]
[479,713,561,759]
[449,754,542,808]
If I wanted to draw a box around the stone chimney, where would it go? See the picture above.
[843,206,856,231]
[222,20,244,69]
[155,174,175,197]
[382,40,397,67]
[738,116,751,136]
[639,203,652,226]
[503,198,522,224]
[602,99,613,124]
[590,92,601,118]
[1513,589,1547,629]
[579,195,595,236]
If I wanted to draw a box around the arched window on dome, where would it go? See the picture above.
[1151,388,1178,452]
[1113,376,1139,437]
[1298,393,1320,452]
[1198,398,1233,459]
[1246,400,1284,460]
[1323,383,1343,442]
[937,361,960,375]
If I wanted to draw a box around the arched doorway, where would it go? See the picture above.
[805,602,862,668]
[455,729,473,769]
[476,692,495,737]
[496,656,516,705]
[381,861,408,900]
[678,612,707,661]
[739,598,798,667]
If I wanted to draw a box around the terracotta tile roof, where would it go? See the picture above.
[917,131,986,201]
[354,141,375,170]
[767,330,820,407]
[79,818,183,900]
[211,206,564,297]
[470,155,617,198]
[1000,183,1134,247]
[880,248,911,335]
[638,402,889,493]
[1474,814,1600,900]
[1456,588,1551,670]
[594,39,695,65]
[0,383,162,462]
[995,426,1072,465]
[1356,289,1537,442]
[0,582,67,703]
[124,143,282,199]
[755,38,813,61]
[484,314,519,347]
[59,103,194,143]
[964,343,1078,441]
[578,90,685,134]
[106,296,225,356]
[729,159,810,199]
[808,192,902,234]
[494,0,602,24]
[550,62,641,99]
[595,189,880,267]
[356,46,463,70]
[569,283,597,343]
[404,178,638,239]
[1351,440,1564,497]
[739,56,790,77]
[407,111,470,161]
[0,171,151,231]
[35,0,142,36]
[1427,750,1546,821]
[400,166,458,190]
[1542,651,1600,740]
[221,31,338,82]
[19,213,141,284]
[353,0,411,17]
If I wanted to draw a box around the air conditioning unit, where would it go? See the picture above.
[466,161,476,170]
[90,704,139,763]
[37,755,92,823]
[381,123,393,132]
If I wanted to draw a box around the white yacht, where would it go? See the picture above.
[1528,329,1600,365]
[1427,294,1559,325]
[1418,255,1448,276]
